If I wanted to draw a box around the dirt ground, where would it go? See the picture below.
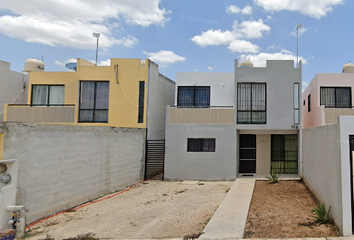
[24,181,232,240]
[244,180,341,238]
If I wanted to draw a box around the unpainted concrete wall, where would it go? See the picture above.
[0,123,145,223]
[302,124,344,234]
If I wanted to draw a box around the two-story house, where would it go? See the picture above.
[303,62,354,128]
[165,60,302,180]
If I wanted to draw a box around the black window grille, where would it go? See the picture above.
[187,138,215,152]
[177,86,210,107]
[308,94,311,112]
[31,85,65,106]
[237,83,266,124]
[79,81,109,123]
[320,87,351,108]
[138,81,145,123]
[271,135,298,174]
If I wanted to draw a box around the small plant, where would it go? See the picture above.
[312,202,331,224]
[62,232,98,240]
[266,170,280,184]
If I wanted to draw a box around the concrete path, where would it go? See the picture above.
[200,178,255,239]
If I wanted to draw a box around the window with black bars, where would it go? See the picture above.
[177,86,210,107]
[320,87,351,108]
[79,81,109,123]
[138,81,145,123]
[271,135,298,174]
[237,83,266,124]
[31,85,65,106]
[187,138,215,152]
[308,94,311,112]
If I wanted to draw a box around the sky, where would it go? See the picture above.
[0,0,351,90]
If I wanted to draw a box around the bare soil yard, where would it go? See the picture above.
[244,180,341,238]
[24,181,232,240]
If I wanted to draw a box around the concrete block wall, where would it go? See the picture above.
[0,123,145,223]
[302,124,344,234]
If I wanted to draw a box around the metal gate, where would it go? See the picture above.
[239,134,256,174]
[145,140,165,180]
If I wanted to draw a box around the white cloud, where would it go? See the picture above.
[239,49,307,67]
[233,19,270,39]
[254,0,344,19]
[0,0,169,49]
[194,69,199,72]
[208,66,214,70]
[227,4,252,15]
[143,50,186,66]
[228,40,260,53]
[191,29,237,47]
[191,19,269,53]
[268,44,280,50]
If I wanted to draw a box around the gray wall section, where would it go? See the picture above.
[236,60,302,130]
[164,124,237,180]
[147,61,175,140]
[0,123,145,223]
[0,61,28,121]
[302,124,345,235]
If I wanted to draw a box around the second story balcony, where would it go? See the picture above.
[324,106,354,125]
[4,104,75,124]
[167,106,234,125]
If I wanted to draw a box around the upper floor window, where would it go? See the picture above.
[237,83,266,124]
[32,85,64,106]
[320,87,351,108]
[79,81,109,123]
[177,86,210,107]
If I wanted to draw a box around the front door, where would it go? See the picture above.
[239,134,256,173]
[349,136,354,233]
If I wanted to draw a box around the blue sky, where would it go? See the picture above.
[0,0,350,89]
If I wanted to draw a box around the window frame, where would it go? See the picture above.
[138,81,145,123]
[237,83,267,124]
[308,94,311,112]
[187,138,216,152]
[271,134,298,174]
[31,84,65,106]
[78,81,109,123]
[177,86,210,108]
[320,87,352,108]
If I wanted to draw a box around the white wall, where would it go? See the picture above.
[0,123,145,223]
[0,61,28,121]
[147,61,175,140]
[175,72,234,107]
[302,123,346,235]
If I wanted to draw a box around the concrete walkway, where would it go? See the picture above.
[200,178,255,239]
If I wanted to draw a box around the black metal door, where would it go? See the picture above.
[349,136,354,233]
[239,134,256,173]
[145,140,165,180]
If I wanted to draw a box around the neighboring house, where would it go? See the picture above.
[0,60,28,122]
[302,62,354,129]
[165,59,302,180]
[3,58,175,141]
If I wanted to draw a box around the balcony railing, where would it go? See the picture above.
[4,104,76,124]
[168,106,234,124]
[324,106,354,125]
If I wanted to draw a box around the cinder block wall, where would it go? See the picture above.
[0,123,145,223]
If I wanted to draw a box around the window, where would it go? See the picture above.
[31,85,64,106]
[138,81,145,123]
[177,86,210,107]
[187,138,215,152]
[237,83,266,124]
[308,94,311,112]
[320,87,351,108]
[271,135,298,174]
[294,83,299,124]
[79,81,109,123]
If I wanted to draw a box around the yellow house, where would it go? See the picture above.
[3,58,175,140]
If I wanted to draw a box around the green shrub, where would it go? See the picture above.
[312,202,331,224]
[266,170,280,184]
